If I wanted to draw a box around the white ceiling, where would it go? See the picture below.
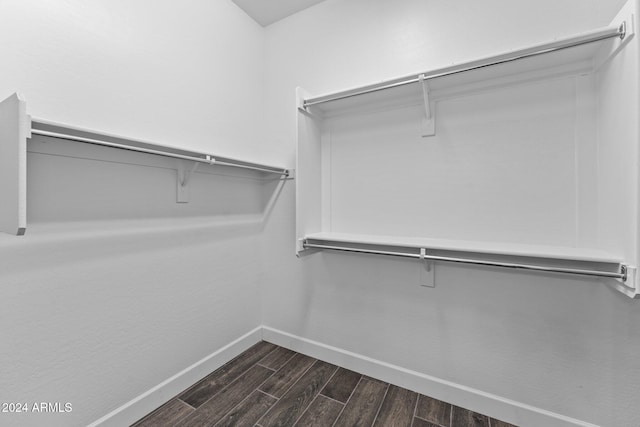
[232,0,327,26]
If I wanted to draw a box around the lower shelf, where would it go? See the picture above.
[303,232,621,263]
[300,232,639,298]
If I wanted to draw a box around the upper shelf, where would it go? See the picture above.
[30,117,289,176]
[0,93,290,236]
[299,19,633,116]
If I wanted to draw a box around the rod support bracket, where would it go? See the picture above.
[297,238,316,257]
[176,158,211,203]
[619,21,627,40]
[283,169,295,180]
[418,74,436,137]
[297,87,313,113]
[419,247,435,287]
[608,265,639,298]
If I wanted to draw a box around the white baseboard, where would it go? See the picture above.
[261,326,600,427]
[88,326,263,427]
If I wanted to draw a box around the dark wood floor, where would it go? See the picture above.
[133,341,518,427]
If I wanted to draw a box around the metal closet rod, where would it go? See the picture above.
[303,241,627,281]
[303,22,626,108]
[30,129,289,176]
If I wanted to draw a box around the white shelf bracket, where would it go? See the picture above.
[619,20,627,40]
[419,248,435,287]
[418,74,436,137]
[296,87,311,113]
[296,238,306,255]
[609,265,640,298]
[176,156,214,203]
[284,168,295,180]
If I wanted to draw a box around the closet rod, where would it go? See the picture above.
[303,241,627,281]
[30,129,289,176]
[303,22,626,108]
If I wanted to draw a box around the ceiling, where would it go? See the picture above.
[232,0,328,26]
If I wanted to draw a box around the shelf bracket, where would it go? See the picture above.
[176,156,214,203]
[619,21,627,40]
[609,265,640,298]
[297,87,314,114]
[418,74,436,137]
[419,248,435,287]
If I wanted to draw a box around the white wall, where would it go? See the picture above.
[262,0,640,426]
[0,1,269,426]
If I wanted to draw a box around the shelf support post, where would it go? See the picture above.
[0,93,29,235]
[419,74,436,137]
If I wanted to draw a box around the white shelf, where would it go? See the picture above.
[0,93,290,236]
[302,19,633,118]
[304,232,623,264]
[30,117,289,175]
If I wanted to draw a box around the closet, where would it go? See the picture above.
[295,0,640,297]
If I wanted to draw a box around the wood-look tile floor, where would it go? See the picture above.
[132,341,518,427]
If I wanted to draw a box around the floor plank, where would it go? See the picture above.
[131,399,193,427]
[178,341,276,408]
[175,364,274,427]
[451,406,490,427]
[258,346,296,371]
[214,390,276,427]
[412,418,444,427]
[293,394,344,427]
[490,418,518,427]
[415,394,451,427]
[373,384,418,427]
[259,352,316,398]
[320,367,361,403]
[258,360,338,427]
[333,377,388,427]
